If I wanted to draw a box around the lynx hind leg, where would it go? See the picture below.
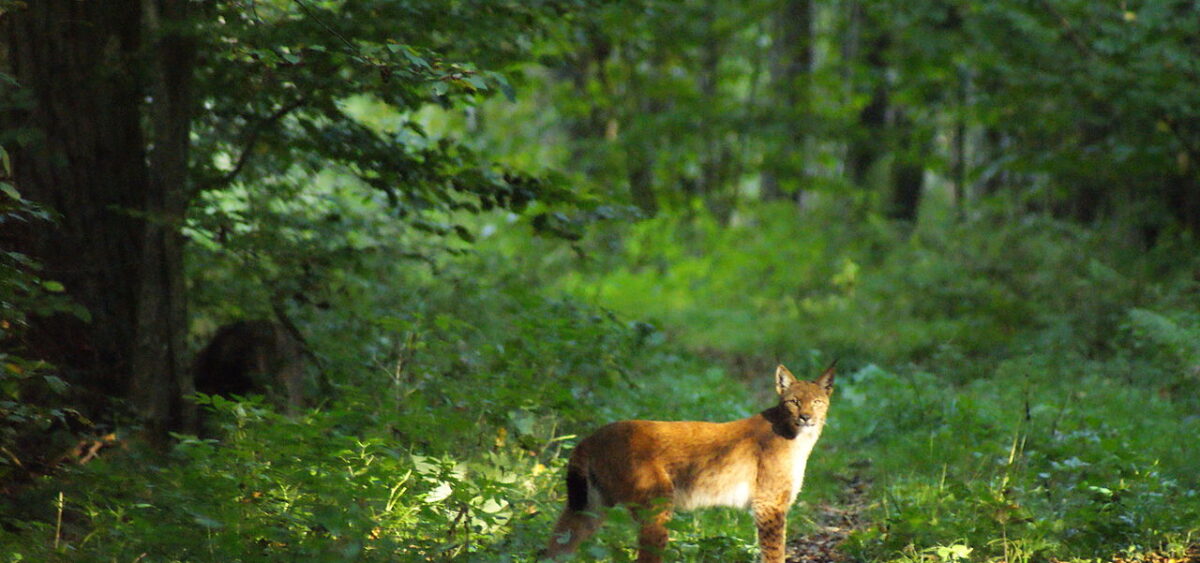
[631,467,676,563]
[633,501,673,563]
[542,465,604,560]
[542,506,604,560]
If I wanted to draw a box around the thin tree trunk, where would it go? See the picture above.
[845,4,888,188]
[559,25,611,180]
[696,8,734,223]
[952,66,968,220]
[135,0,196,438]
[887,110,925,222]
[980,128,1008,196]
[627,142,658,217]
[761,0,813,202]
[624,43,659,218]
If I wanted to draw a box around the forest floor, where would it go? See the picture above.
[1100,546,1200,563]
[784,473,1200,563]
[787,473,870,563]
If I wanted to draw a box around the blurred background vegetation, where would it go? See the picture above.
[2,0,1199,561]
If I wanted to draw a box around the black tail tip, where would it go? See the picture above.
[566,466,588,512]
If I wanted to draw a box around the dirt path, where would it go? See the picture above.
[786,474,870,563]
[782,472,1200,563]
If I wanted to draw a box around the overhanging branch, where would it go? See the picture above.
[197,97,307,194]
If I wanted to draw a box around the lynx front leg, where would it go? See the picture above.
[752,503,788,563]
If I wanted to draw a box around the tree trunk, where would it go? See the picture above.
[888,159,925,222]
[952,66,968,219]
[136,0,197,438]
[886,110,926,222]
[627,142,659,218]
[559,25,611,181]
[844,4,888,188]
[1164,171,1200,243]
[2,0,194,444]
[979,128,1009,196]
[696,8,734,223]
[760,0,813,202]
[623,40,660,218]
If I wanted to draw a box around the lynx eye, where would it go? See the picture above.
[812,399,826,407]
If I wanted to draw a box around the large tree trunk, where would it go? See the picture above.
[2,0,194,444]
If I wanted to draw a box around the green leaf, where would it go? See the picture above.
[453,225,475,243]
[192,514,224,529]
[411,454,437,474]
[494,75,516,102]
[400,48,432,70]
[42,375,68,394]
[465,75,488,91]
[425,481,452,503]
[479,497,507,513]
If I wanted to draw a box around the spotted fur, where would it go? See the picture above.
[541,363,835,563]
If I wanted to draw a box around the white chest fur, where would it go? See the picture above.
[788,444,812,503]
[788,426,820,503]
[675,478,753,511]
[673,427,821,511]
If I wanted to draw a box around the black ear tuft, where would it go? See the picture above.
[816,359,837,393]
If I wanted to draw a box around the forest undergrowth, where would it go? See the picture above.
[3,202,1199,562]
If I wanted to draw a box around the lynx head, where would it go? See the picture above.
[773,362,835,436]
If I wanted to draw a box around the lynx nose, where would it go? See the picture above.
[797,413,812,424]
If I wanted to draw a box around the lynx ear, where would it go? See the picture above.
[775,364,798,396]
[815,359,837,394]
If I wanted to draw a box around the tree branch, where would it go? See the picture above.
[1037,0,1095,59]
[292,0,358,53]
[198,98,306,194]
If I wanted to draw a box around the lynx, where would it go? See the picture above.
[543,363,835,562]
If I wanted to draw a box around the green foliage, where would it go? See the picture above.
[1122,308,1200,401]
[0,186,84,328]
[833,364,1200,561]
[554,201,1149,374]
[186,0,589,278]
[0,184,92,485]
